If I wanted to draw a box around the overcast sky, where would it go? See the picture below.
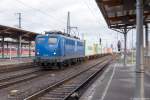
[0,0,136,49]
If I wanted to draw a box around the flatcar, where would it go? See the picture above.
[34,31,85,69]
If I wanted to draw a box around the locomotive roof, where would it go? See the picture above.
[45,31,81,40]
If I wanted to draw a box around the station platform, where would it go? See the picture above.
[0,57,33,66]
[80,62,150,100]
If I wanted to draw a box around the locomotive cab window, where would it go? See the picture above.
[49,37,57,44]
[37,37,45,43]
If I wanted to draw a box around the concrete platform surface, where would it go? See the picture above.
[80,62,150,100]
[0,57,33,66]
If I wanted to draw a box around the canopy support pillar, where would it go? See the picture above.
[29,41,31,57]
[124,28,127,66]
[6,42,8,57]
[135,0,145,99]
[1,36,4,58]
[17,35,22,58]
[145,24,149,55]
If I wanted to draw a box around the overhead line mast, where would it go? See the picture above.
[16,12,22,58]
[66,11,79,37]
[16,13,22,28]
[67,12,70,35]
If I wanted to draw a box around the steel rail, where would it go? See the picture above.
[0,67,40,82]
[0,63,34,73]
[0,70,43,89]
[64,59,111,100]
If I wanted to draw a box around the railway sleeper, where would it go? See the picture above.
[44,93,66,98]
[40,97,64,100]
[64,85,76,88]
[47,92,69,95]
[52,87,75,93]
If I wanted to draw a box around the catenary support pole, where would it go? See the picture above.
[16,13,22,28]
[16,13,22,58]
[67,12,70,35]
[135,0,145,99]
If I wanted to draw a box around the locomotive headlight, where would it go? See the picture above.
[37,52,39,55]
[53,52,56,55]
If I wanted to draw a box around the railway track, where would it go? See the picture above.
[0,55,111,100]
[0,68,44,89]
[24,56,112,100]
[0,60,92,90]
[0,67,40,81]
[0,63,34,73]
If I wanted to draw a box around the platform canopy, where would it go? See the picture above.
[96,0,150,29]
[0,25,38,41]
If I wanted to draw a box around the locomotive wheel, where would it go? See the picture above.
[57,62,64,69]
[67,60,71,67]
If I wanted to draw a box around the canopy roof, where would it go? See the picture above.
[0,25,38,41]
[96,0,150,29]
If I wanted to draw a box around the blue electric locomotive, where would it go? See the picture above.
[34,31,85,69]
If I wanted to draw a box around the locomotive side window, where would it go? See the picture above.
[49,37,57,44]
